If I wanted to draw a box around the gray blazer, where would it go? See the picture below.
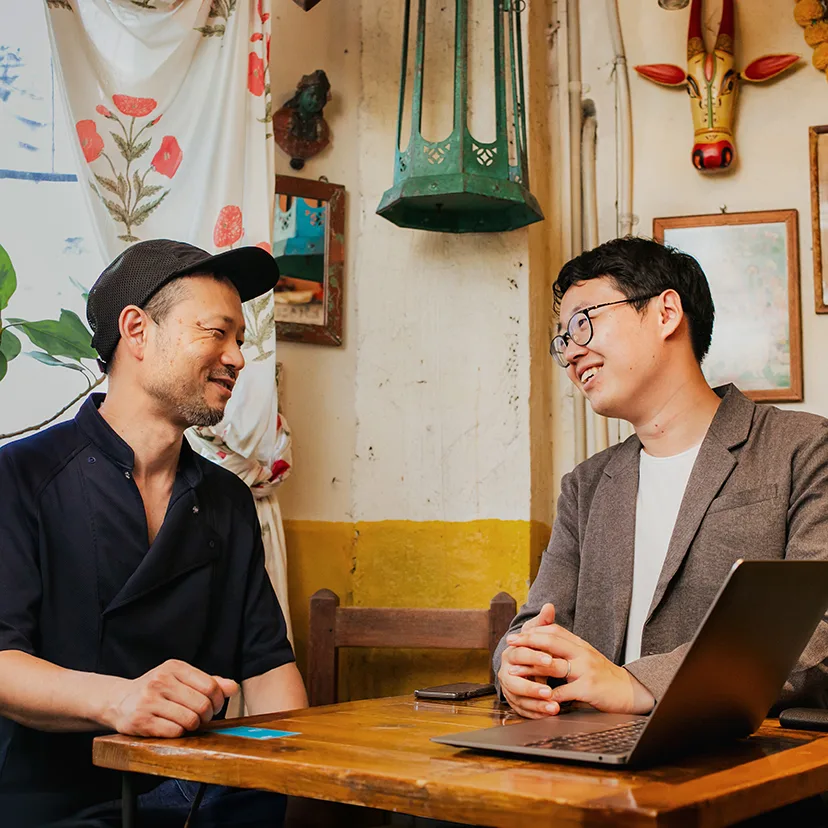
[494,385,828,708]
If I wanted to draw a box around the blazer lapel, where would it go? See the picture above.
[646,385,755,622]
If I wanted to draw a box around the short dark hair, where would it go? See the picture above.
[141,276,192,326]
[553,236,715,363]
[142,271,235,325]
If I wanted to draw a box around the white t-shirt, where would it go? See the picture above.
[623,442,701,665]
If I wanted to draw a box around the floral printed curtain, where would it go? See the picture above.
[45,0,294,639]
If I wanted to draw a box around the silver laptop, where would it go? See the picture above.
[433,560,828,766]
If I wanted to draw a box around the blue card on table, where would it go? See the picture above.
[212,726,299,740]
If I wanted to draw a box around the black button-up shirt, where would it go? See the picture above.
[0,395,294,825]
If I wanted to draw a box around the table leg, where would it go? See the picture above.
[121,772,137,828]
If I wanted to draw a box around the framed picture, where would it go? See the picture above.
[809,126,828,313]
[654,210,802,403]
[272,174,344,346]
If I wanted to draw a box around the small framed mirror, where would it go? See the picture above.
[272,174,344,346]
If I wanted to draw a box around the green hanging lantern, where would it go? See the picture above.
[377,0,544,234]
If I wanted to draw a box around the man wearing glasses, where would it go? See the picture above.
[494,236,828,719]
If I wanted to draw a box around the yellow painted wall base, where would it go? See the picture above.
[283,518,550,700]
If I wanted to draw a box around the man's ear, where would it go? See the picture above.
[657,289,684,340]
[118,305,152,362]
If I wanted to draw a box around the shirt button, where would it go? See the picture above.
[209,540,215,548]
[124,471,131,480]
[192,505,199,514]
[87,456,96,464]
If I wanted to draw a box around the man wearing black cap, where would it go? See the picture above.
[0,240,307,827]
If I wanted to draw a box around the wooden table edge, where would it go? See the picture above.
[91,705,828,828]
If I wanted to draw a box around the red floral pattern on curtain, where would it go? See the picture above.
[112,94,157,118]
[151,137,183,179]
[76,120,103,162]
[248,53,265,96]
[214,205,244,248]
[77,94,183,243]
[270,459,290,482]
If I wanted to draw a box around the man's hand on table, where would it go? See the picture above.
[498,603,654,719]
[102,659,239,738]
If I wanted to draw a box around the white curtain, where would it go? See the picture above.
[45,0,293,639]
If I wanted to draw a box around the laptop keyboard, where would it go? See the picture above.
[523,719,647,754]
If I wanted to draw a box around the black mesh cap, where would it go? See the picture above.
[86,238,279,365]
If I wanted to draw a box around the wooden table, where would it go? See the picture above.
[93,695,828,827]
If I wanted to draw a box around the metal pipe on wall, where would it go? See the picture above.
[567,0,587,464]
[606,0,633,239]
[581,100,599,252]
[580,100,610,455]
[597,0,633,447]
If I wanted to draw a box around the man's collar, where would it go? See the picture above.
[76,394,135,469]
[603,383,755,476]
[76,393,203,486]
[706,383,755,450]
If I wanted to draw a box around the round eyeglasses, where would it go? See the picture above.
[550,295,658,368]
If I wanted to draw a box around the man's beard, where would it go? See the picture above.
[146,373,226,428]
[174,395,225,428]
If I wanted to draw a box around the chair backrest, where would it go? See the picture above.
[307,589,517,707]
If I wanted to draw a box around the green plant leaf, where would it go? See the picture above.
[0,328,21,362]
[27,351,89,373]
[131,191,168,227]
[132,139,152,161]
[111,132,130,159]
[260,315,275,341]
[94,174,121,197]
[58,308,94,342]
[196,24,226,36]
[0,351,6,382]
[253,295,270,318]
[133,171,143,201]
[103,198,128,224]
[69,276,90,302]
[14,310,97,360]
[141,184,163,198]
[0,244,17,311]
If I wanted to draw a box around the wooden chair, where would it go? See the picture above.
[307,589,517,707]
[287,591,516,826]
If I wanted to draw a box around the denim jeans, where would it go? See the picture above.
[49,779,287,827]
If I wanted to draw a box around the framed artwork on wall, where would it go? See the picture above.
[272,174,344,346]
[809,125,828,313]
[654,209,803,403]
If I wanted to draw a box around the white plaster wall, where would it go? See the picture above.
[268,1,360,522]
[273,2,535,523]
[581,0,828,417]
[353,3,532,523]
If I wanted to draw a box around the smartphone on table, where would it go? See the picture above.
[413,682,496,701]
